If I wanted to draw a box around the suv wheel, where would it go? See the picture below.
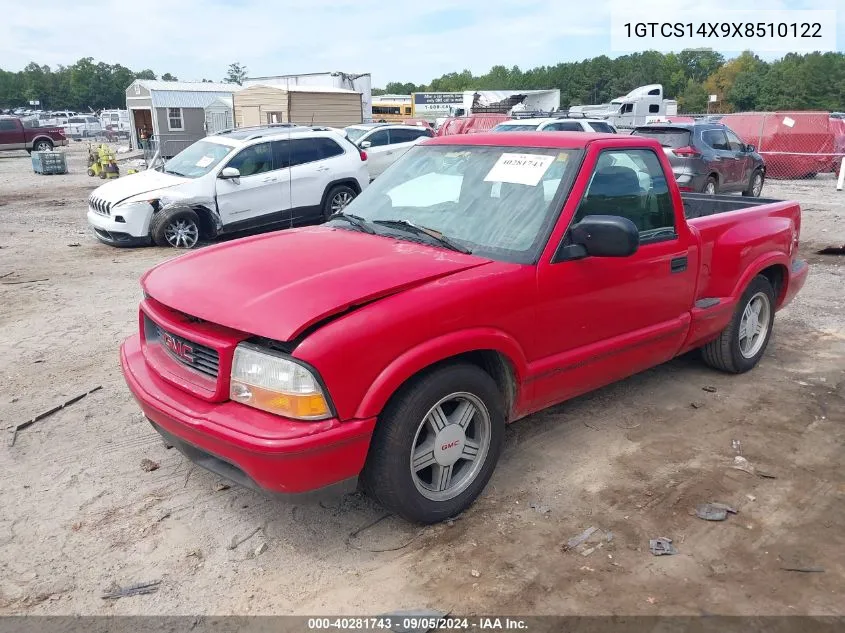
[742,169,764,197]
[151,208,201,249]
[361,363,505,524]
[322,185,357,220]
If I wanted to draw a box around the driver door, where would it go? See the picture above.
[215,142,291,229]
[532,147,697,409]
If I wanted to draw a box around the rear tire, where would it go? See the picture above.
[742,169,764,197]
[150,207,201,249]
[322,185,357,221]
[701,275,776,374]
[702,176,718,195]
[33,139,53,152]
[361,363,505,524]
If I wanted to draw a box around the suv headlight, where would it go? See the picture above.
[230,344,331,420]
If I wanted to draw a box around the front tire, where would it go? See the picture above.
[361,364,505,524]
[322,185,357,220]
[150,208,201,249]
[701,275,776,373]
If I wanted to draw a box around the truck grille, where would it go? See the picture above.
[89,195,112,216]
[143,315,220,378]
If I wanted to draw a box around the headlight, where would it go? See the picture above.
[230,344,331,420]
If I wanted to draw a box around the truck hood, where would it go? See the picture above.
[92,169,189,204]
[142,226,490,342]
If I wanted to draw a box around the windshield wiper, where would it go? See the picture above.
[164,168,187,177]
[372,219,472,254]
[328,212,375,234]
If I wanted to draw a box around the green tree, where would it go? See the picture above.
[135,69,157,80]
[161,73,178,81]
[224,62,247,85]
[678,78,709,113]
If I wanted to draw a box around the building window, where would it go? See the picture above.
[167,108,183,131]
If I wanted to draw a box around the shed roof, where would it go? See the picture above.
[135,80,239,92]
[241,83,359,94]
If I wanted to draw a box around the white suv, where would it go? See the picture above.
[491,118,618,134]
[87,126,369,248]
[344,123,433,179]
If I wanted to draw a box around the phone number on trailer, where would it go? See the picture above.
[307,618,472,630]
[623,22,823,38]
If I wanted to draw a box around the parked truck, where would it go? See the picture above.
[0,116,67,153]
[121,131,808,524]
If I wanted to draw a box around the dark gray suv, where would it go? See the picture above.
[631,123,766,196]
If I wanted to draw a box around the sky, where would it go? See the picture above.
[0,0,842,86]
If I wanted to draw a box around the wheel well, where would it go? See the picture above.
[191,205,218,239]
[758,264,787,304]
[32,136,54,147]
[708,172,720,184]
[322,179,362,205]
[388,350,518,422]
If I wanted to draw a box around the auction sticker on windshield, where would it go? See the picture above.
[484,153,555,186]
[195,156,215,168]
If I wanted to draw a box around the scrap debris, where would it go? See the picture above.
[564,526,598,551]
[649,537,677,556]
[781,566,824,573]
[227,526,263,551]
[101,580,160,600]
[1,278,48,285]
[696,503,739,521]
[8,386,102,446]
[530,502,551,514]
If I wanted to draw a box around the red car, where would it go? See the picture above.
[436,114,510,136]
[0,116,67,153]
[121,132,808,523]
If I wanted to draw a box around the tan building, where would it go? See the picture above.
[233,84,363,128]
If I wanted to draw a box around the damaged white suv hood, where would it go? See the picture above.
[90,169,200,205]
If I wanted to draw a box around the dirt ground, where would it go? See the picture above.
[1,143,843,617]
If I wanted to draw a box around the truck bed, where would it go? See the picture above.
[681,193,784,220]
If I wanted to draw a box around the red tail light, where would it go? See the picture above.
[673,146,701,157]
[359,150,367,161]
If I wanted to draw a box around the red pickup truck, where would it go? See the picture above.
[0,116,67,153]
[121,132,807,523]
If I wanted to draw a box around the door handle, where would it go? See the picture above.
[262,177,278,182]
[670,256,688,273]
[316,166,330,172]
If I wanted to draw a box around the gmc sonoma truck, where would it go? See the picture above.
[0,116,67,153]
[121,132,807,524]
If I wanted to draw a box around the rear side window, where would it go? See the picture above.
[587,122,615,134]
[366,129,390,147]
[573,149,675,243]
[632,127,691,148]
[68,117,84,123]
[390,129,427,143]
[648,104,660,113]
[544,121,582,132]
[701,129,730,150]
[285,137,345,166]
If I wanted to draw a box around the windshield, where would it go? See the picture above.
[345,127,370,143]
[162,140,234,178]
[632,127,691,148]
[491,124,540,132]
[333,145,582,263]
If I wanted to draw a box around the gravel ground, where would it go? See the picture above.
[0,143,843,616]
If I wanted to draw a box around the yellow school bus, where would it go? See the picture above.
[371,99,413,123]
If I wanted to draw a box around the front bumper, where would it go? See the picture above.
[120,334,376,496]
[781,259,809,310]
[87,204,153,247]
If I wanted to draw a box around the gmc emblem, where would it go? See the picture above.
[162,331,194,363]
[441,440,460,451]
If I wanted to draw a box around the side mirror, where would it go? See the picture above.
[745,144,755,153]
[219,167,240,180]
[557,215,639,261]
[360,140,372,149]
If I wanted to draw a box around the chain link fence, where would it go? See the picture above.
[673,112,845,181]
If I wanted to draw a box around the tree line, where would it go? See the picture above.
[3,51,842,113]
[377,50,845,113]
[0,59,249,111]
